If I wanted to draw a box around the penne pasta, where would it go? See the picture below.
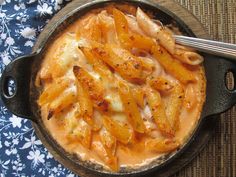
[65,116,79,134]
[146,139,180,153]
[48,90,77,120]
[92,110,103,131]
[156,28,175,55]
[126,15,145,35]
[92,141,118,171]
[76,15,102,42]
[98,10,119,45]
[73,66,109,112]
[145,87,174,138]
[38,79,70,106]
[183,84,198,110]
[136,56,155,72]
[118,81,146,133]
[91,44,150,83]
[112,8,131,49]
[174,47,204,65]
[151,45,195,84]
[120,33,157,51]
[136,7,175,54]
[81,47,112,78]
[102,115,133,144]
[113,8,129,33]
[166,83,184,130]
[75,80,94,126]
[113,8,156,51]
[132,87,145,108]
[147,76,174,92]
[66,119,92,149]
[76,14,94,40]
[136,7,162,38]
[99,127,117,155]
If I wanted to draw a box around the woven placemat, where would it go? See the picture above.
[172,1,236,177]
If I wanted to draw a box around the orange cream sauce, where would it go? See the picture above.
[37,7,206,171]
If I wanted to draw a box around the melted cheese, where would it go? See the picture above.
[105,93,124,112]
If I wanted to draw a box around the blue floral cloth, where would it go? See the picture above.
[0,0,78,176]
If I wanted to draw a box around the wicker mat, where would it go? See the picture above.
[172,1,236,177]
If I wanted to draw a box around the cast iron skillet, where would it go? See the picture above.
[1,0,236,176]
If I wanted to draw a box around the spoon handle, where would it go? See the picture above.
[175,35,236,61]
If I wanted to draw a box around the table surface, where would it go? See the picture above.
[173,1,236,177]
[0,0,235,177]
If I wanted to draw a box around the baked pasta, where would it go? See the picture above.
[36,6,206,171]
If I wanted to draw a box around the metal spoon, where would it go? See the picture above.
[175,35,236,60]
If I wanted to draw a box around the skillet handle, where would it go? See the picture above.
[202,56,236,118]
[0,53,38,122]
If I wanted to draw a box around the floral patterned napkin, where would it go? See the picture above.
[0,0,77,176]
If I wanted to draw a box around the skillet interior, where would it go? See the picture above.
[29,0,217,176]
